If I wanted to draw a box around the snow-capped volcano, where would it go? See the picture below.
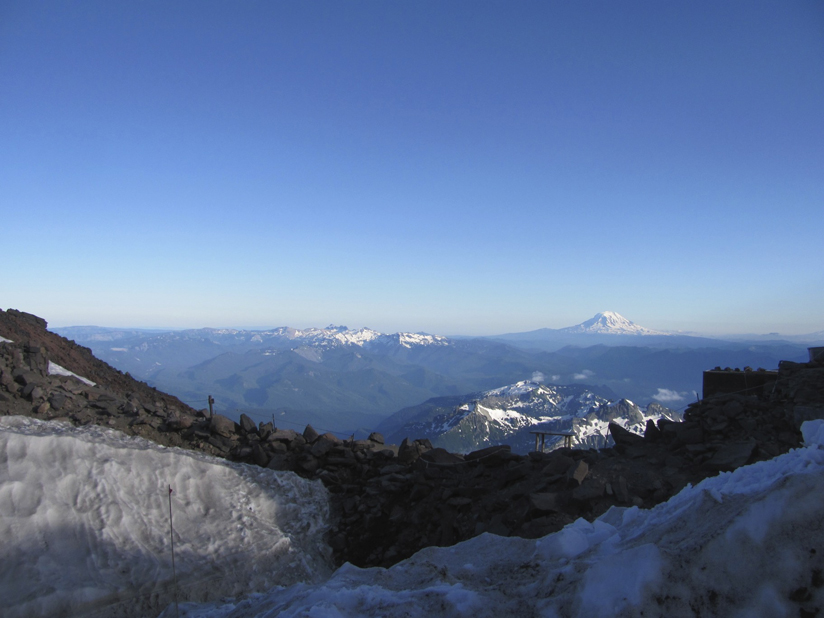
[560,311,667,336]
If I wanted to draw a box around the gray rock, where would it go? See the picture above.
[419,448,464,466]
[572,479,605,502]
[258,422,273,440]
[793,405,824,429]
[269,428,298,443]
[542,454,575,476]
[239,413,257,434]
[266,454,292,471]
[252,443,270,467]
[298,454,319,473]
[466,444,511,461]
[398,438,424,464]
[311,433,342,458]
[706,439,757,472]
[210,414,238,437]
[644,419,661,441]
[567,460,589,486]
[530,492,562,513]
[608,422,644,446]
[166,415,194,430]
[303,424,320,443]
[368,432,385,444]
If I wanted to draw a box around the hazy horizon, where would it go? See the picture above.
[3,2,822,337]
[42,310,823,339]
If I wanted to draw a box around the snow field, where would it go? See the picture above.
[47,360,96,386]
[171,420,824,618]
[0,416,333,618]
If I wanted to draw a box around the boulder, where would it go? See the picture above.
[608,422,644,446]
[303,424,320,443]
[542,454,575,477]
[269,428,298,443]
[310,432,342,458]
[419,448,464,466]
[566,460,589,486]
[252,443,270,467]
[258,422,273,440]
[705,439,757,472]
[529,492,563,513]
[465,444,511,462]
[166,414,195,430]
[210,414,238,437]
[266,454,293,471]
[572,479,605,502]
[298,454,320,473]
[368,432,385,444]
[673,423,704,446]
[239,413,257,434]
[644,419,661,441]
[398,438,422,464]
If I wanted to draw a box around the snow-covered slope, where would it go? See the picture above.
[0,416,332,618]
[559,311,667,336]
[387,380,681,453]
[167,420,824,618]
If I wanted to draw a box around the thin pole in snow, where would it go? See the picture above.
[168,485,179,618]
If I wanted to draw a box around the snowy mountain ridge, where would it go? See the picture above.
[385,379,681,453]
[128,324,451,351]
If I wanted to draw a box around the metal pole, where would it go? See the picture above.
[168,485,179,618]
[208,395,214,419]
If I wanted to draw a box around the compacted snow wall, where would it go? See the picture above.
[0,416,333,618]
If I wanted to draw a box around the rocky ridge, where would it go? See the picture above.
[1,308,821,570]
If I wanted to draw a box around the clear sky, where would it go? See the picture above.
[2,1,822,336]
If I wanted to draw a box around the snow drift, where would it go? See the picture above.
[170,421,824,618]
[0,416,333,618]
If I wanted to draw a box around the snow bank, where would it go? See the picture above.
[47,360,96,386]
[0,416,333,618]
[0,335,12,343]
[172,420,824,618]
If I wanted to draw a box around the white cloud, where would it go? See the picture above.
[550,375,561,382]
[573,369,595,380]
[652,388,686,403]
[531,371,545,383]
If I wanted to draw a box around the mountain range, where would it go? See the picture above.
[379,380,682,454]
[53,312,815,434]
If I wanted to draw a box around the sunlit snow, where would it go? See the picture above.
[0,335,13,343]
[166,421,824,617]
[47,360,97,386]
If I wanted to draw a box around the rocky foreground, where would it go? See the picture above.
[1,308,822,568]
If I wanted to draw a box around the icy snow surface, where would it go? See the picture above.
[47,360,97,386]
[0,335,12,343]
[0,417,333,618]
[170,420,824,618]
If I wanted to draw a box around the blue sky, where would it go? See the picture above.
[2,1,822,335]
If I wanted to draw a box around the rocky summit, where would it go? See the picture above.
[1,308,822,569]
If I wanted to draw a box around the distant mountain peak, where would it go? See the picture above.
[561,312,666,336]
